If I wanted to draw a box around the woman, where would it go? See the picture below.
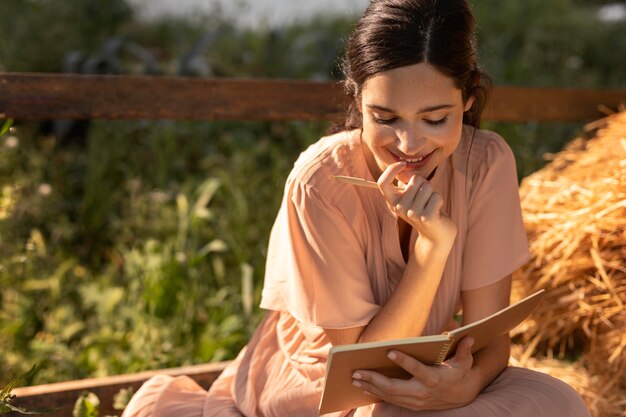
[122,0,590,416]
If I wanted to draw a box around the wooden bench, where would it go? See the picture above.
[2,72,625,416]
[11,363,229,417]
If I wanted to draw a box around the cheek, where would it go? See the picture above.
[430,122,463,150]
[434,135,460,155]
[363,123,395,147]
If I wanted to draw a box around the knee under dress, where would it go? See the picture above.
[122,127,590,417]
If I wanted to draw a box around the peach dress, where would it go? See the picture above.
[122,127,590,417]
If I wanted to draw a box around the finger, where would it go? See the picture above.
[377,161,407,201]
[395,175,424,215]
[446,337,474,369]
[353,370,425,398]
[420,192,444,219]
[353,378,426,406]
[405,181,434,219]
[387,350,441,389]
[378,161,407,186]
[352,370,395,393]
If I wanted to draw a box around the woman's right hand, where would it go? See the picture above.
[377,161,457,259]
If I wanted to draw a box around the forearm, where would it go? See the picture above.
[324,163,458,347]
[357,243,451,343]
[350,279,514,411]
[466,334,511,396]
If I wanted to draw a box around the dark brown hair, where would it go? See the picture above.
[337,0,491,131]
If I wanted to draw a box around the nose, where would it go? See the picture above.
[396,125,425,155]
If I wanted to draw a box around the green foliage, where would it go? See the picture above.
[0,365,59,414]
[474,0,625,88]
[112,388,133,412]
[70,388,131,417]
[0,0,133,72]
[472,0,626,179]
[72,392,100,417]
[0,120,13,138]
[0,118,324,384]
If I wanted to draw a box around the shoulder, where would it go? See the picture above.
[287,129,364,197]
[453,125,516,180]
[459,125,514,166]
[449,126,520,210]
[291,129,362,178]
[283,129,372,222]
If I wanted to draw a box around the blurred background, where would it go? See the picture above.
[128,0,371,27]
[0,0,624,385]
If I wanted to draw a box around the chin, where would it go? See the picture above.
[396,172,415,185]
[398,167,434,184]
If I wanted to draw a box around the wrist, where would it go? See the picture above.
[450,366,484,408]
[466,339,510,397]
[412,235,455,264]
[467,365,486,398]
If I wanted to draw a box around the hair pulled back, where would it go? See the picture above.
[339,0,490,131]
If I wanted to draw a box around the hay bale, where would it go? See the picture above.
[511,109,626,416]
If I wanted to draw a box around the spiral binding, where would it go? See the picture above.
[435,333,455,365]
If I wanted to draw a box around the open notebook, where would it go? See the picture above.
[318,289,546,415]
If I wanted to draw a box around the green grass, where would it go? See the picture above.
[0,119,326,384]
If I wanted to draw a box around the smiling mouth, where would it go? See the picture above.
[403,155,428,163]
[393,149,436,164]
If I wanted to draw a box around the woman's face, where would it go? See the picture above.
[359,63,474,184]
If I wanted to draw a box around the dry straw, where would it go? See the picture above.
[510,108,626,417]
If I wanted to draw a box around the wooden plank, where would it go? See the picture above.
[0,73,347,122]
[9,361,230,417]
[485,86,626,122]
[0,72,624,122]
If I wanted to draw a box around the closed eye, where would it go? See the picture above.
[425,117,447,126]
[374,116,397,125]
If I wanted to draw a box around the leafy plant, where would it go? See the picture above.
[0,119,13,138]
[112,388,133,412]
[72,392,100,417]
[70,387,133,417]
[0,365,59,415]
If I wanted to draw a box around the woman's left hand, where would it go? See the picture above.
[351,336,480,411]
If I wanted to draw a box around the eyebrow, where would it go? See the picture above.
[365,103,455,114]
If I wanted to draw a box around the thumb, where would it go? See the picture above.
[451,337,475,368]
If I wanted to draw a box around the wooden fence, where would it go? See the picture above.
[1,73,625,122]
[1,72,625,417]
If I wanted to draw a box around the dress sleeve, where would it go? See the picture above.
[461,134,531,290]
[260,178,381,329]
